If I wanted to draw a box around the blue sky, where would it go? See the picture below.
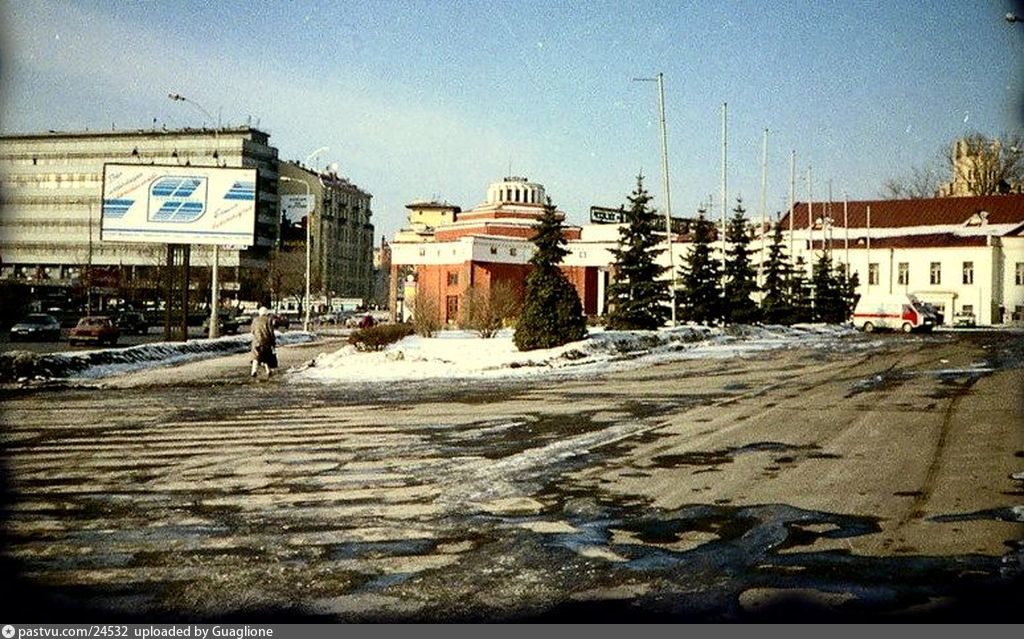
[2,0,1022,241]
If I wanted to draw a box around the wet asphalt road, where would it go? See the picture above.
[0,330,1022,622]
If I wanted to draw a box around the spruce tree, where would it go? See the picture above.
[605,176,669,330]
[760,222,793,324]
[722,199,761,324]
[812,249,846,323]
[839,266,860,320]
[513,199,588,351]
[676,209,723,325]
[788,256,812,324]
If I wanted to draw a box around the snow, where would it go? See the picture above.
[0,331,317,383]
[292,324,859,384]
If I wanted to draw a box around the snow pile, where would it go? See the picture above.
[294,324,856,384]
[0,331,317,383]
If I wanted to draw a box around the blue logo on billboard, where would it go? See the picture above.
[224,181,255,201]
[102,198,134,219]
[149,176,208,222]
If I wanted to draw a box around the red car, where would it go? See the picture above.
[69,316,120,346]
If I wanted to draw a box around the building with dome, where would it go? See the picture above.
[389,176,605,326]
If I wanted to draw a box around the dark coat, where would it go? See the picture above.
[250,314,276,362]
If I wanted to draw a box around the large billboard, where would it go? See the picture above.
[101,163,258,245]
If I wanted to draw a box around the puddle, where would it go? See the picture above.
[929,507,1024,524]
[649,442,838,470]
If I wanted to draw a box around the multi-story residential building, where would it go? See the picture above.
[0,127,280,312]
[277,162,375,306]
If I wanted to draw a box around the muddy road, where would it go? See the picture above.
[1,330,1022,622]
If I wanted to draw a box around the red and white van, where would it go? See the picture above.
[852,293,935,333]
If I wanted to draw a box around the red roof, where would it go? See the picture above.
[813,233,989,250]
[781,194,1024,230]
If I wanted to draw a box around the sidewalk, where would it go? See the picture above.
[97,335,347,388]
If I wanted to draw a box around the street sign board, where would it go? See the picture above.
[590,206,624,224]
[100,163,257,245]
[280,194,312,221]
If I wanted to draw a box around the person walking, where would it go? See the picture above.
[250,306,277,378]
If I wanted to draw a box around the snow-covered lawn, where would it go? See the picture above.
[0,324,865,385]
[294,324,859,383]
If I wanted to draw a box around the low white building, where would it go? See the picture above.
[781,195,1024,325]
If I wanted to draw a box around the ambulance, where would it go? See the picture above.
[851,293,935,333]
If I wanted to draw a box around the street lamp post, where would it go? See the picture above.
[168,92,222,338]
[280,176,312,332]
[633,72,677,326]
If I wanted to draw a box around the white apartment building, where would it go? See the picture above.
[0,127,280,309]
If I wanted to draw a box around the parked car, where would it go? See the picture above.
[69,316,120,346]
[201,313,242,335]
[9,313,62,342]
[953,311,977,328]
[115,311,149,335]
[272,314,291,330]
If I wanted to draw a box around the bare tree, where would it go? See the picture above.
[881,164,943,199]
[462,280,523,338]
[411,290,441,337]
[943,132,1024,196]
[882,132,1024,199]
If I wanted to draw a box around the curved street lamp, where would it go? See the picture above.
[167,92,223,338]
[280,175,313,332]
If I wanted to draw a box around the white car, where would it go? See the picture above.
[952,311,976,328]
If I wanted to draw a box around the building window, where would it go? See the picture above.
[447,272,459,286]
[897,262,909,286]
[962,261,974,285]
[930,262,941,285]
[868,263,879,286]
[1015,262,1024,285]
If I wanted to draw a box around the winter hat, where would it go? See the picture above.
[258,306,269,316]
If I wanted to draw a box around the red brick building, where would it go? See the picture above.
[389,177,602,326]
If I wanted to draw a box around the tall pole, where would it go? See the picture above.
[807,166,814,277]
[632,74,676,326]
[280,176,313,332]
[87,202,93,316]
[788,150,796,258]
[720,103,728,279]
[759,129,768,285]
[843,192,850,276]
[168,92,221,338]
[655,73,677,327]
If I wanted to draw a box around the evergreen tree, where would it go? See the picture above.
[676,209,723,325]
[605,176,669,330]
[513,199,588,351]
[788,256,812,324]
[811,249,847,323]
[840,266,861,320]
[760,222,794,324]
[722,199,761,324]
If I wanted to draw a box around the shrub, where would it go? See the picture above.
[412,293,442,337]
[463,280,523,338]
[348,323,415,352]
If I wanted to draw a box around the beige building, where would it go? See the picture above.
[277,162,375,303]
[0,127,280,310]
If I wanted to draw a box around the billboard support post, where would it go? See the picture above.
[163,244,191,342]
